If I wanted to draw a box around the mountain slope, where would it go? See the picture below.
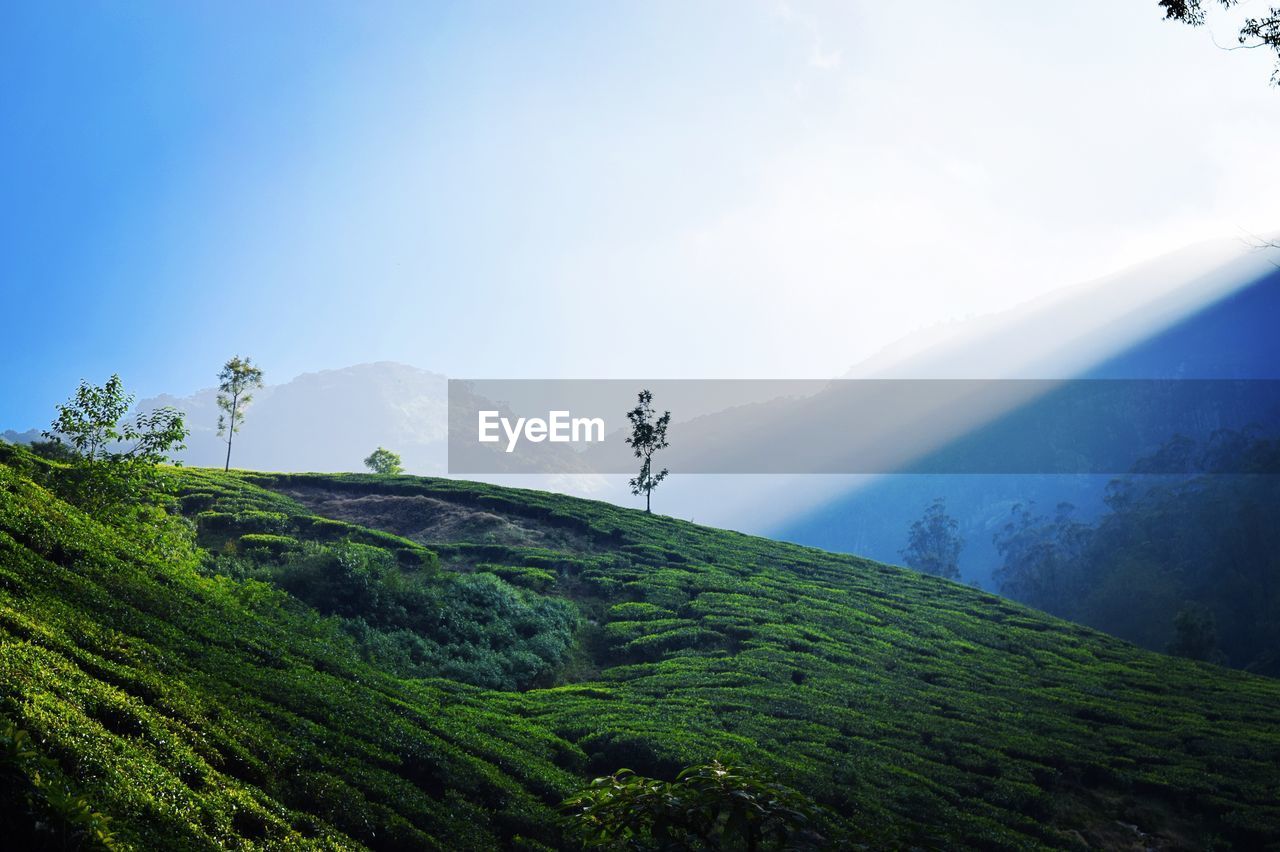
[779,259,1280,588]
[1,448,1278,849]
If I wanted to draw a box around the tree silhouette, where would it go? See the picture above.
[624,389,670,514]
[901,498,964,581]
[1160,0,1280,85]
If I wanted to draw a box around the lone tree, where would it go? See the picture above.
[901,498,964,581]
[216,356,264,472]
[363,447,403,475]
[44,374,187,516]
[624,389,670,513]
[1160,0,1280,85]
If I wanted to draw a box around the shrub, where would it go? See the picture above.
[237,533,300,560]
[562,761,821,850]
[0,718,122,851]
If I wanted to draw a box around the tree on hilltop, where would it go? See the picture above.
[216,356,264,472]
[364,447,403,475]
[624,389,670,514]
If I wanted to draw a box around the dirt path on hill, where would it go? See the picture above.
[273,484,593,552]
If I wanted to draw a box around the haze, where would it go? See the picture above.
[3,1,1278,426]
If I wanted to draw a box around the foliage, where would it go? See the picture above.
[42,375,187,519]
[0,448,1278,848]
[1160,0,1280,85]
[1,717,123,850]
[46,375,186,465]
[992,430,1280,674]
[0,451,580,849]
[563,761,819,851]
[28,438,79,463]
[625,389,671,513]
[229,469,1280,848]
[180,470,578,691]
[993,502,1091,618]
[215,356,264,472]
[363,446,403,475]
[900,498,963,580]
[1167,605,1226,664]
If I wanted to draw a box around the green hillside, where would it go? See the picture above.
[1,447,1278,850]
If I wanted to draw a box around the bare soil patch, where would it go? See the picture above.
[274,485,592,551]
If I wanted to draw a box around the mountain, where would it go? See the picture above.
[141,361,449,474]
[7,363,450,475]
[1,429,41,445]
[1,443,1278,849]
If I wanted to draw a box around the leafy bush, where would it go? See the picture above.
[0,717,122,851]
[42,375,187,520]
[992,431,1280,673]
[562,761,821,850]
[479,563,557,593]
[237,533,299,560]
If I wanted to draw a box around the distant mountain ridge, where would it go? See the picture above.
[6,363,448,475]
[145,361,448,474]
[1,428,41,446]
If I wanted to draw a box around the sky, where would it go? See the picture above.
[3,0,1279,429]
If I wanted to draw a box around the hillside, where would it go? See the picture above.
[1,448,1278,849]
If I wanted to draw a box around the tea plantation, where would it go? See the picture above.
[1,448,1277,849]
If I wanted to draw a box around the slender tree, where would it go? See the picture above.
[624,389,670,513]
[363,447,403,475]
[216,356,264,472]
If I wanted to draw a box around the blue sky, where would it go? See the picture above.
[3,1,1278,429]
